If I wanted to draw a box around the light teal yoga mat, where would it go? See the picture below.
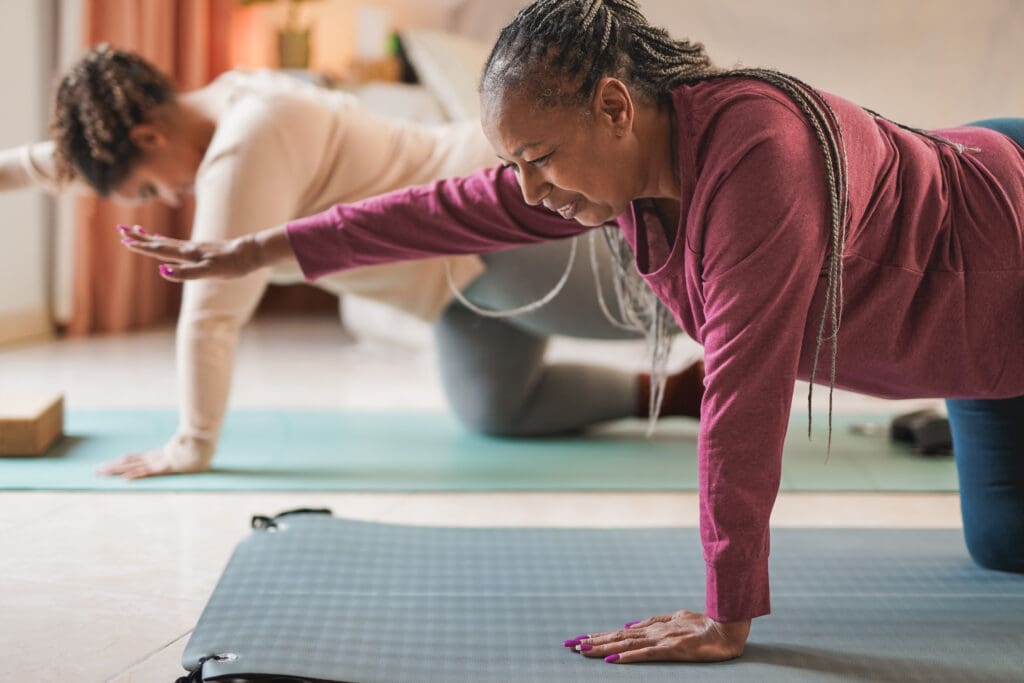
[0,409,958,492]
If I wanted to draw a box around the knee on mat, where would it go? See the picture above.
[448,395,531,437]
[451,406,525,437]
[963,528,1024,573]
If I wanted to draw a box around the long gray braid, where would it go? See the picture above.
[481,0,855,442]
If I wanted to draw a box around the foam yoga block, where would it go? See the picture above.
[179,510,1024,683]
[0,393,63,456]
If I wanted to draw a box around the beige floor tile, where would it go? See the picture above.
[109,632,190,683]
[376,491,699,527]
[771,492,962,528]
[0,491,74,532]
[0,576,201,683]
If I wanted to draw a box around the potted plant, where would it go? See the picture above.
[240,0,321,69]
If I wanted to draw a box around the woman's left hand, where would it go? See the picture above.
[117,224,264,281]
[564,610,750,664]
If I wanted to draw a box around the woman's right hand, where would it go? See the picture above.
[96,435,215,480]
[118,224,268,281]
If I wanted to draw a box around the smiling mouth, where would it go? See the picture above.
[556,199,579,220]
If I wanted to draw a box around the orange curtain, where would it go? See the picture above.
[69,0,235,335]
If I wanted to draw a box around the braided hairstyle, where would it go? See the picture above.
[51,44,176,196]
[481,0,852,441]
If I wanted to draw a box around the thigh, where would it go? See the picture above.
[434,300,548,432]
[946,396,1024,572]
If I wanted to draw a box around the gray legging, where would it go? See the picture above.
[436,234,655,436]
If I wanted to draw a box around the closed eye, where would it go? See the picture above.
[526,152,553,167]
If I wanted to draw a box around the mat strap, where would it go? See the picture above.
[251,508,333,530]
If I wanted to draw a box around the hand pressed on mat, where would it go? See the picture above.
[96,435,214,480]
[565,610,750,664]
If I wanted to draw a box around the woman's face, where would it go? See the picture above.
[482,84,640,227]
[110,122,202,207]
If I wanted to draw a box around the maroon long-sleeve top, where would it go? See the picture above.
[286,79,1024,621]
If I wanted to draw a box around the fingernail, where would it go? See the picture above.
[563,639,580,647]
[575,644,592,652]
[624,621,640,629]
[117,224,129,232]
[121,239,135,245]
[135,226,147,233]
[159,265,175,277]
[605,654,620,663]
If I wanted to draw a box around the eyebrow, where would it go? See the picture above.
[496,142,542,162]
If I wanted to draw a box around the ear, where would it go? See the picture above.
[593,77,634,136]
[128,123,167,151]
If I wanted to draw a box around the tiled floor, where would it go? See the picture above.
[0,313,957,682]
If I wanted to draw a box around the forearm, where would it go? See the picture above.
[285,166,586,281]
[173,317,236,460]
[173,274,271,462]
[0,143,54,192]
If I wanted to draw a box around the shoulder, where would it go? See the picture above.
[671,77,838,209]
[677,79,833,273]
[676,78,825,163]
[199,76,338,174]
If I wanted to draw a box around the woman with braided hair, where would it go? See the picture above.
[122,0,1024,665]
[2,43,706,479]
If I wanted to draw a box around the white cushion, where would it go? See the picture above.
[398,29,492,121]
[353,82,450,124]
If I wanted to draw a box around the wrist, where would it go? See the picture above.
[248,224,294,271]
[713,617,752,642]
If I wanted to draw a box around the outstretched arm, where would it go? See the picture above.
[0,141,87,194]
[120,165,588,282]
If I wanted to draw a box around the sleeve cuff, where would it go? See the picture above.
[285,209,346,282]
[705,554,771,621]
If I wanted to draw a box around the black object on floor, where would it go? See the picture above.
[179,510,1024,682]
[891,409,953,455]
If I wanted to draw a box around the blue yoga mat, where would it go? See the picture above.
[0,409,958,492]
[182,513,1024,682]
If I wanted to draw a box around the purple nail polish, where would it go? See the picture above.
[605,654,620,663]
[563,639,580,648]
[159,265,175,276]
[576,643,592,651]
[624,621,640,629]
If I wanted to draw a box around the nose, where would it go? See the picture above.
[516,165,550,206]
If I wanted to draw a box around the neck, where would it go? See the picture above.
[176,92,218,158]
[632,100,680,201]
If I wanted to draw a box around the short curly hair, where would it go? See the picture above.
[51,44,175,196]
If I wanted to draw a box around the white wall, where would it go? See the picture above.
[451,0,1024,129]
[0,0,55,344]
